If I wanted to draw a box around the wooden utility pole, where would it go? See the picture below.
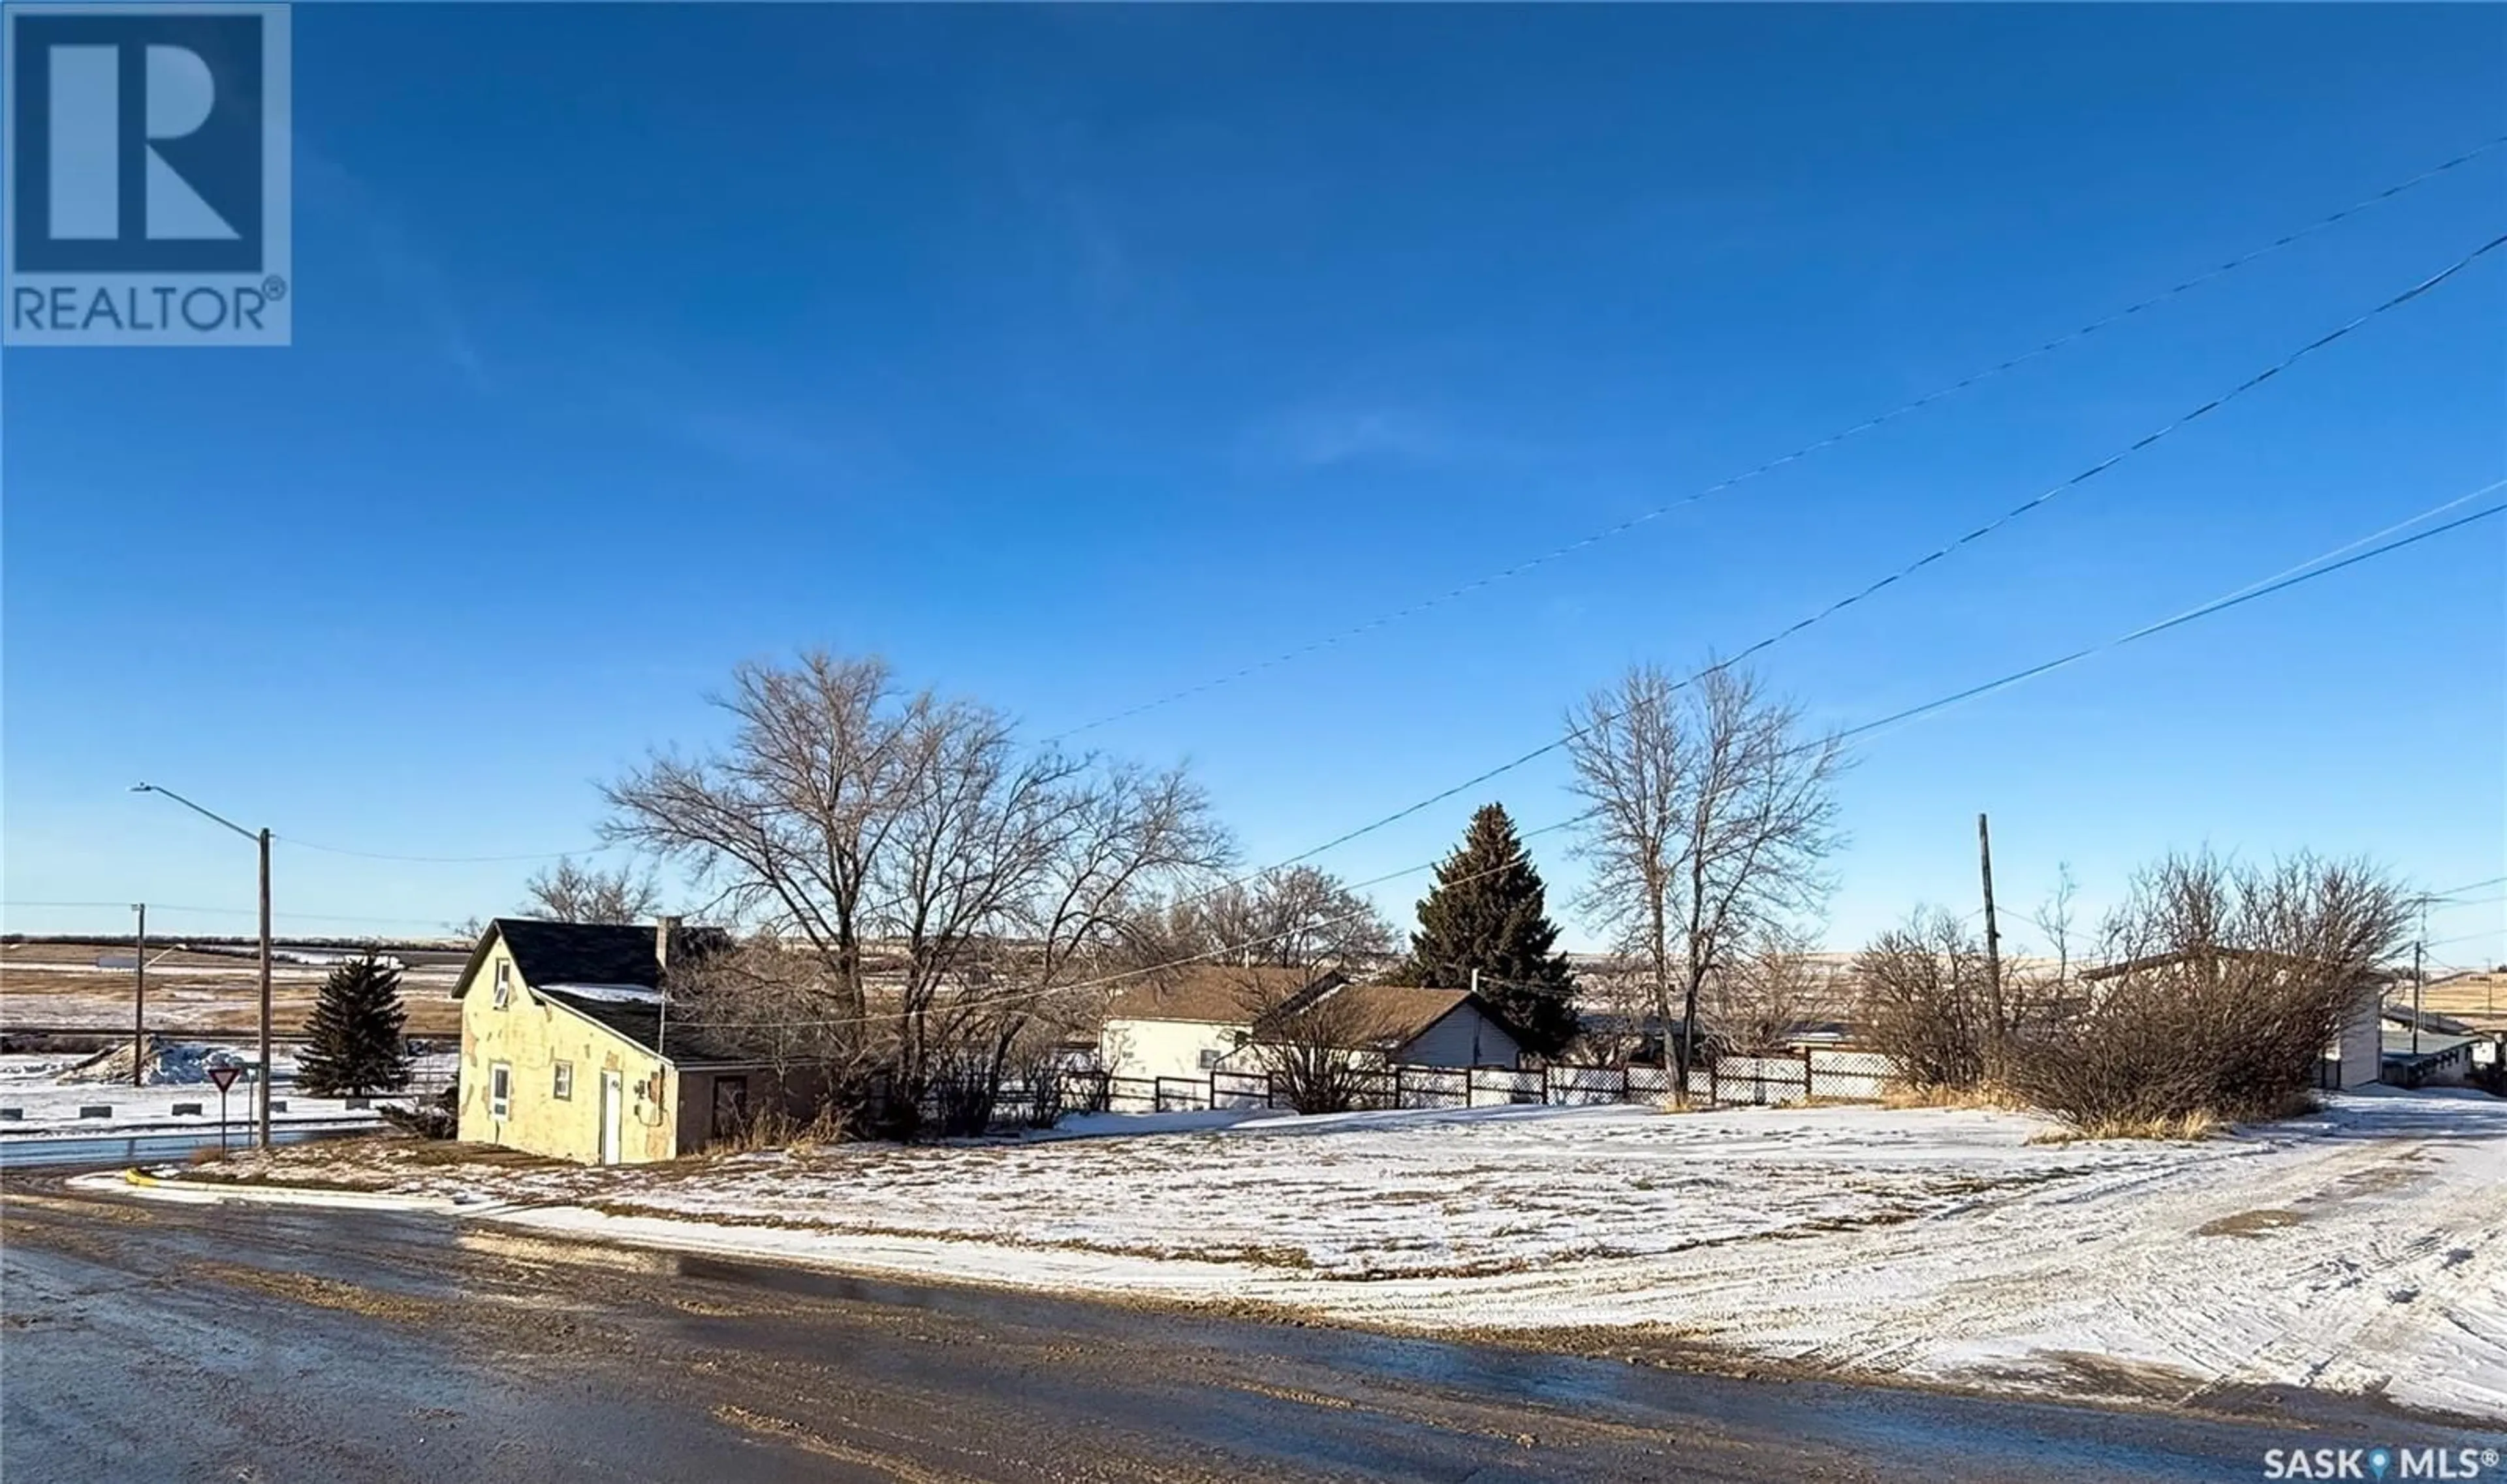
[258,829,274,1150]
[1978,813,2004,1037]
[2406,927,2427,1052]
[132,902,147,1088]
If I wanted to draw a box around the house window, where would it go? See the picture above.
[1198,1047,1223,1070]
[489,1062,512,1120]
[492,960,512,1009]
[552,1061,573,1101]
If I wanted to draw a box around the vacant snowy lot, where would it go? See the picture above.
[153,1089,2507,1421]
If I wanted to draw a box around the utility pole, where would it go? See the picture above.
[2406,887,2427,1062]
[132,783,277,1150]
[258,828,273,1148]
[132,902,147,1088]
[1978,813,2004,1041]
[2413,899,2425,1059]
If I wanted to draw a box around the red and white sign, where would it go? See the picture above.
[208,1065,241,1093]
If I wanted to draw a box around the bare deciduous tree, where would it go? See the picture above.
[2027,861,2081,986]
[603,651,1229,1137]
[1855,909,2002,1091]
[521,856,664,924]
[1238,983,1401,1115]
[1169,870,1399,1116]
[1567,661,1844,1096]
[1705,928,1838,1052]
[1133,866,1396,973]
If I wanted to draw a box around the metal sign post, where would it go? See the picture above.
[209,1064,242,1152]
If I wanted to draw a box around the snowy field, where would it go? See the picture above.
[139,1089,2507,1422]
[0,1049,454,1137]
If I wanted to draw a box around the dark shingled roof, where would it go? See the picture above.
[454,918,733,1060]
[494,918,673,990]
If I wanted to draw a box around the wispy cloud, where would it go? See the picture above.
[299,146,492,394]
[655,402,851,479]
[1262,406,1462,470]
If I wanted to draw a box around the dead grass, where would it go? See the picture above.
[2028,1111,2222,1145]
[707,1105,850,1155]
[1878,1082,2031,1113]
[2195,1208,2305,1238]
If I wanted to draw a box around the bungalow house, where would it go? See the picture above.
[1230,979,1525,1072]
[1098,965,1319,1082]
[453,917,810,1165]
[1098,968,1526,1081]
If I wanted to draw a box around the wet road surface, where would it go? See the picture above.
[1,1171,2478,1481]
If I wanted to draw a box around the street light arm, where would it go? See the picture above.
[131,783,258,842]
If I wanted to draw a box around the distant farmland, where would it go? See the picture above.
[0,939,467,1039]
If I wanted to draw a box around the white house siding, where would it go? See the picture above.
[1101,1017,1246,1082]
[1396,1007,1522,1069]
[2331,993,2384,1090]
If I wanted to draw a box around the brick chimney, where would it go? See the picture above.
[655,915,684,980]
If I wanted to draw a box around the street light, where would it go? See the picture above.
[132,783,273,1150]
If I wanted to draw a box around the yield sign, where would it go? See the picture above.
[208,1065,242,1093]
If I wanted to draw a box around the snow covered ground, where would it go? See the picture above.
[143,1089,2507,1421]
[0,1049,454,1137]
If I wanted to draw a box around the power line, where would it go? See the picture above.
[0,900,457,928]
[265,221,2507,877]
[693,477,2503,1032]
[2429,874,2507,898]
[1047,140,2507,742]
[1835,492,2505,747]
[1191,238,2507,885]
[274,837,621,865]
[2425,928,2507,951]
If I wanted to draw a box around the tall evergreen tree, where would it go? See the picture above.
[1400,803,1580,1056]
[298,953,413,1096]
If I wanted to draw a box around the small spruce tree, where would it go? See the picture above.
[298,953,413,1096]
[1400,802,1580,1056]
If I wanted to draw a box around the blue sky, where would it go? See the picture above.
[7,5,2504,962]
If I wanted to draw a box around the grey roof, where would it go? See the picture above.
[2382,1030,2479,1063]
[2382,1004,2476,1036]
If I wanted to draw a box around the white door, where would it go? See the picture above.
[598,1071,623,1165]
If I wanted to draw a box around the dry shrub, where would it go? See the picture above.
[1855,910,2038,1091]
[187,1145,229,1165]
[712,1103,850,1154]
[2006,853,2406,1132]
[2026,1111,2222,1145]
[1876,1083,2029,1113]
